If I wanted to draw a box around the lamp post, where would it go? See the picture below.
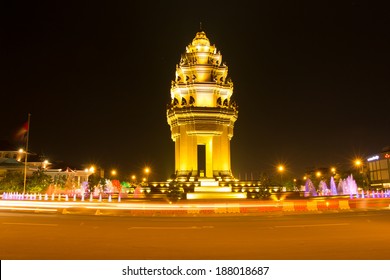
[354,159,362,171]
[277,165,284,188]
[23,113,31,194]
[354,159,365,188]
[144,167,150,183]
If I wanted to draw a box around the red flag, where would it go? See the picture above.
[14,121,29,143]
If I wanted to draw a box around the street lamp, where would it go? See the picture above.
[144,167,150,182]
[277,165,284,187]
[354,158,365,188]
[354,159,362,172]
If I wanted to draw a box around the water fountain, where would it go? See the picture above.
[318,180,329,195]
[337,174,358,196]
[330,177,337,195]
[304,179,317,196]
[304,174,359,197]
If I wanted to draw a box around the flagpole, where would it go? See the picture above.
[23,113,31,194]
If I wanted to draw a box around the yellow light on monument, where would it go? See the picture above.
[18,148,24,153]
[89,166,95,173]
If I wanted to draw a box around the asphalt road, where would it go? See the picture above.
[1,210,390,260]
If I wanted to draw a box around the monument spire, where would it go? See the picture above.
[167,31,238,181]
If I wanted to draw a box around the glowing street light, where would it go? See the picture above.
[354,159,362,168]
[354,158,366,187]
[42,159,49,169]
[144,167,150,183]
[111,169,117,176]
[277,165,284,187]
[331,167,336,174]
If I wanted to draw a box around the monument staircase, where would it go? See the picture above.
[186,178,247,199]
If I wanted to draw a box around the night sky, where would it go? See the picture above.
[2,1,389,181]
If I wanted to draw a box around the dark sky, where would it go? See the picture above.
[2,1,389,181]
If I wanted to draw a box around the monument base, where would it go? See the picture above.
[187,192,247,199]
[187,178,247,199]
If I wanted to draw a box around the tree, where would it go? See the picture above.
[27,168,53,193]
[88,173,101,194]
[0,171,24,192]
[53,174,67,190]
[112,179,121,193]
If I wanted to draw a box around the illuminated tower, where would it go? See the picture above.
[167,30,238,181]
